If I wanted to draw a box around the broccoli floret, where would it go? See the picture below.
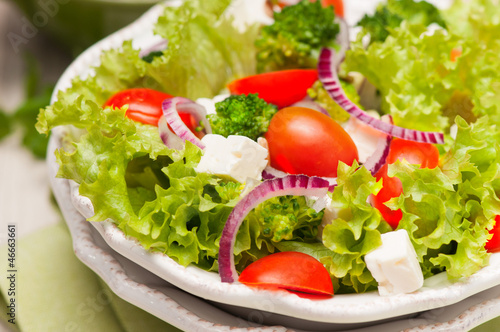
[255,0,339,72]
[208,94,277,141]
[307,79,362,123]
[247,195,324,242]
[358,0,446,44]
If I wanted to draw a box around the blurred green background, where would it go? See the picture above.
[14,0,161,56]
[0,0,163,158]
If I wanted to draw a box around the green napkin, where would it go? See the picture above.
[0,223,181,332]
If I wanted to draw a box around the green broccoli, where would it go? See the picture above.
[307,79,362,123]
[208,94,278,141]
[255,0,339,72]
[247,195,324,242]
[357,0,446,44]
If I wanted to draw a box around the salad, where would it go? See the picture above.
[37,0,500,298]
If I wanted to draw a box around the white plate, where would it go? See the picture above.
[49,129,500,332]
[47,0,500,330]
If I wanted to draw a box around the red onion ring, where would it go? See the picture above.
[318,48,444,144]
[161,97,211,150]
[218,175,330,283]
[158,116,185,150]
[262,165,337,191]
[333,17,350,70]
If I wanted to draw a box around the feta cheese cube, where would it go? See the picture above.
[195,134,268,183]
[365,229,424,296]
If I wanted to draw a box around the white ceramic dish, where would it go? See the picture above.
[49,129,500,332]
[47,0,500,330]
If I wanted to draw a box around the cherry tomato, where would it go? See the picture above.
[485,215,500,253]
[227,70,318,109]
[274,0,344,17]
[265,107,358,177]
[371,164,403,229]
[238,251,334,296]
[104,88,202,138]
[386,139,440,169]
[372,139,440,229]
[450,47,462,62]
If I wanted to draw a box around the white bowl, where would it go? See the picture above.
[47,1,500,331]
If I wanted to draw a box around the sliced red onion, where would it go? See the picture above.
[262,165,289,180]
[158,116,184,150]
[262,165,337,191]
[161,97,211,150]
[219,175,330,283]
[333,17,350,70]
[318,48,444,144]
[362,115,394,176]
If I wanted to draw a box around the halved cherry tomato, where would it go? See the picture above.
[371,164,403,229]
[227,69,318,109]
[104,88,202,138]
[275,0,344,17]
[265,107,358,177]
[386,139,440,169]
[485,215,500,253]
[372,139,440,229]
[239,251,334,296]
[450,47,462,62]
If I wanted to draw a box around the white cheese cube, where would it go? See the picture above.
[365,229,424,296]
[195,134,269,183]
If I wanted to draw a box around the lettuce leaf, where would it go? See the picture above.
[388,117,500,279]
[344,24,460,132]
[320,162,391,293]
[36,0,262,270]
[275,163,391,294]
[344,19,500,134]
[150,0,258,98]
[443,0,500,45]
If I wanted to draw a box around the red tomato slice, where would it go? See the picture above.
[227,70,318,109]
[265,106,358,177]
[372,139,440,229]
[238,251,334,296]
[104,88,202,138]
[485,215,500,253]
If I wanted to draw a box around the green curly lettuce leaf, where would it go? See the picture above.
[276,162,392,294]
[443,0,500,45]
[387,117,500,279]
[151,0,259,98]
[35,0,262,270]
[343,21,500,134]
